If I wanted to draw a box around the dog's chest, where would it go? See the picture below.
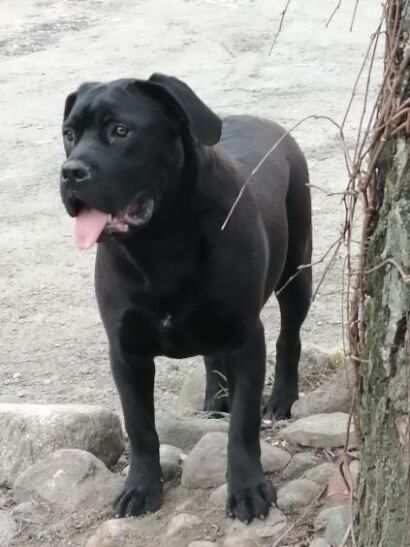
[119,299,244,359]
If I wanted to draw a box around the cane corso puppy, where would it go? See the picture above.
[60,74,312,522]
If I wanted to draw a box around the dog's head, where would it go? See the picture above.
[60,74,222,249]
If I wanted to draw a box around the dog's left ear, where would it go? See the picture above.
[145,73,222,146]
[63,92,77,120]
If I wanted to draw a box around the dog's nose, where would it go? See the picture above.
[61,160,90,185]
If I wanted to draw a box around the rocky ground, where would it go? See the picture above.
[0,347,359,547]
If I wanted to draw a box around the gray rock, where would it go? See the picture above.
[157,414,229,451]
[224,539,257,547]
[177,364,205,412]
[160,444,185,481]
[301,463,338,486]
[0,403,124,486]
[282,452,320,480]
[309,539,330,547]
[14,449,122,512]
[299,345,343,374]
[181,433,290,489]
[315,505,348,531]
[188,542,217,547]
[227,507,287,540]
[280,413,357,449]
[292,364,355,418]
[85,518,142,547]
[260,442,291,473]
[181,432,228,488]
[209,483,228,508]
[0,510,17,546]
[276,479,322,512]
[324,505,350,546]
[167,513,202,537]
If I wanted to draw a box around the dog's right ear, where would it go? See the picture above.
[63,92,77,121]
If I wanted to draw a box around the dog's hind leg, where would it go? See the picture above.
[264,245,312,419]
[203,355,230,415]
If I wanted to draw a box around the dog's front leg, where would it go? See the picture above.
[110,347,163,517]
[225,319,275,522]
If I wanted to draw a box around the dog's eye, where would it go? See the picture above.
[63,129,75,143]
[113,125,129,138]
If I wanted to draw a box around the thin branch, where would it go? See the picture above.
[269,0,292,55]
[312,238,343,301]
[275,237,342,296]
[221,115,351,231]
[326,0,343,28]
[271,486,327,547]
[350,0,361,31]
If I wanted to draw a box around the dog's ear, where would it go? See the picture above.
[63,92,77,120]
[63,83,99,121]
[144,73,222,146]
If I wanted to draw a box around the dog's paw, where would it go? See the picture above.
[226,479,275,523]
[263,392,297,420]
[114,481,163,518]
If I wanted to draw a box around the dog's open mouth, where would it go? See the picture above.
[74,192,154,250]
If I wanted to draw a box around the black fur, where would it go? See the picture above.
[60,74,312,522]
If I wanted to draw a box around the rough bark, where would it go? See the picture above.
[357,3,410,545]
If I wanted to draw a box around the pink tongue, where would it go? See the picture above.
[74,208,109,250]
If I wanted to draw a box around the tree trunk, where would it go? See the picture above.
[357,2,410,546]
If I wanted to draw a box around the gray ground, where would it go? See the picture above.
[0,0,381,417]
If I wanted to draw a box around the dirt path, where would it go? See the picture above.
[0,0,381,415]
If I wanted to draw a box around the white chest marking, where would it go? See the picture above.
[161,314,172,328]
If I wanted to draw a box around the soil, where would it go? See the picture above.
[0,0,381,545]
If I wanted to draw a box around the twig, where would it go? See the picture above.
[350,0,361,31]
[221,114,351,231]
[269,0,292,55]
[275,237,342,296]
[326,0,343,28]
[271,485,327,547]
[312,238,343,301]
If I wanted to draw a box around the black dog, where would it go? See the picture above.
[60,74,312,523]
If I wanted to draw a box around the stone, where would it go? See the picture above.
[324,505,350,546]
[182,433,290,489]
[280,413,357,449]
[309,539,330,547]
[167,513,202,536]
[292,364,355,418]
[188,542,217,547]
[0,510,17,546]
[177,364,205,412]
[85,518,141,547]
[326,469,350,505]
[260,442,291,473]
[13,449,122,512]
[227,507,287,541]
[160,444,185,481]
[281,452,320,480]
[181,432,227,488]
[276,479,322,512]
[301,463,338,486]
[299,345,343,374]
[157,414,229,451]
[209,483,228,508]
[314,505,348,531]
[0,403,124,486]
[223,538,257,547]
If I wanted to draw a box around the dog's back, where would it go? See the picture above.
[217,114,311,297]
